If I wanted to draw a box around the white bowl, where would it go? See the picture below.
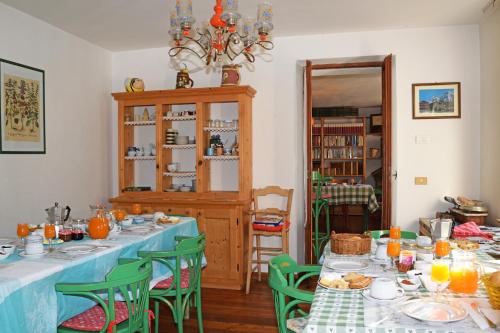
[121,218,133,228]
[175,136,189,145]
[180,186,192,192]
[1,244,16,255]
[397,277,421,291]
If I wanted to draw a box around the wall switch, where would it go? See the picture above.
[415,177,428,185]
[415,136,431,144]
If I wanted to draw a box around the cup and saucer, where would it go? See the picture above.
[362,277,405,303]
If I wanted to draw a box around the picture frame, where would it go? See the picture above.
[412,82,461,119]
[0,59,45,154]
[369,114,383,133]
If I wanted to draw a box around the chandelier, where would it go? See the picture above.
[168,0,274,65]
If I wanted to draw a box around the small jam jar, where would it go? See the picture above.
[71,219,86,241]
[58,228,73,242]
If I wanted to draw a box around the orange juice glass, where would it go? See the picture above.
[387,240,401,257]
[389,226,401,239]
[431,260,450,283]
[44,224,56,239]
[17,223,29,240]
[435,239,450,258]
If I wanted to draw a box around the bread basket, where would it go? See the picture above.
[330,231,371,255]
[482,273,500,309]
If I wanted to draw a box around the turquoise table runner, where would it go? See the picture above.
[0,217,199,333]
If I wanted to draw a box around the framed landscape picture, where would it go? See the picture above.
[0,59,45,153]
[412,82,461,119]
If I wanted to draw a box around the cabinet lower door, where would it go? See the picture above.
[197,208,241,289]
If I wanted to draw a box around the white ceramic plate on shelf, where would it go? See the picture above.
[324,261,369,272]
[400,299,467,323]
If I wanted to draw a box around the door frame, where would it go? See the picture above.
[304,55,393,264]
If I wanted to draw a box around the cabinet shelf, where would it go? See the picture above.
[163,172,196,177]
[203,127,238,132]
[124,120,155,126]
[163,144,196,149]
[125,156,156,160]
[324,158,363,161]
[203,155,239,161]
[163,115,196,121]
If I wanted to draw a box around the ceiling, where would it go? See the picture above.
[312,71,382,108]
[0,0,488,51]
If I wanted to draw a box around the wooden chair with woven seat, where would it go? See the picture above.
[55,256,153,333]
[138,233,206,333]
[245,186,293,294]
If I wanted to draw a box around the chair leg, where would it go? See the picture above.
[245,225,254,294]
[154,301,160,333]
[256,234,262,281]
[196,285,204,333]
[176,295,184,333]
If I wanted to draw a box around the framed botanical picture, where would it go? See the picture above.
[0,59,45,154]
[412,82,461,119]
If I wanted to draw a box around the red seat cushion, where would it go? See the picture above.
[60,301,129,331]
[252,221,290,232]
[154,268,190,289]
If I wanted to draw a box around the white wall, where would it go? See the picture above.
[480,7,500,225]
[112,25,480,262]
[0,3,112,235]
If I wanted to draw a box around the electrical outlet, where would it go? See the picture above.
[415,177,428,185]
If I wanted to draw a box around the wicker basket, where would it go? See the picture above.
[482,273,500,309]
[330,232,371,255]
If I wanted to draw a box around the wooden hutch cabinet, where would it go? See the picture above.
[109,86,255,290]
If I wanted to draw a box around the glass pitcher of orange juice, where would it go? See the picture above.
[449,250,479,294]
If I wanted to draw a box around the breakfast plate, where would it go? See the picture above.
[362,289,405,303]
[318,280,370,291]
[324,261,369,271]
[19,250,48,257]
[369,255,390,264]
[400,298,467,323]
[318,272,372,291]
[60,245,96,253]
[43,239,64,245]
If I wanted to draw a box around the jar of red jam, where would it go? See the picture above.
[58,229,73,242]
[71,219,86,241]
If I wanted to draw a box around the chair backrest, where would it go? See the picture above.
[106,256,152,333]
[268,255,314,333]
[371,230,417,240]
[252,186,293,221]
[140,233,206,297]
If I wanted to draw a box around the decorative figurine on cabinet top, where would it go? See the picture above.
[176,64,194,89]
[124,78,145,92]
[221,64,241,86]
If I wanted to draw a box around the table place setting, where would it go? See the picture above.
[304,225,500,333]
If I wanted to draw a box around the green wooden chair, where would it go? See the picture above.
[55,256,153,333]
[311,173,332,262]
[138,233,205,333]
[268,254,321,333]
[371,230,417,240]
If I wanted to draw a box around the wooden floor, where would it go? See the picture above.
[158,278,278,333]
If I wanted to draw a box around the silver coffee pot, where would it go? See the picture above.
[45,202,71,224]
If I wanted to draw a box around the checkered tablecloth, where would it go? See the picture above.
[303,250,498,333]
[319,184,379,213]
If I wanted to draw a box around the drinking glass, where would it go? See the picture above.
[44,224,56,251]
[17,223,29,243]
[431,260,450,300]
[387,239,401,270]
[435,239,450,258]
[389,225,401,239]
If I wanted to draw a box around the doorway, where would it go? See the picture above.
[304,55,393,264]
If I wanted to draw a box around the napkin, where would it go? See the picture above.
[460,301,490,330]
[453,222,493,240]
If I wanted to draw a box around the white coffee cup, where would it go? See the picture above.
[375,244,389,260]
[369,278,404,300]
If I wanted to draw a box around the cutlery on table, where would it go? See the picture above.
[471,302,497,329]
